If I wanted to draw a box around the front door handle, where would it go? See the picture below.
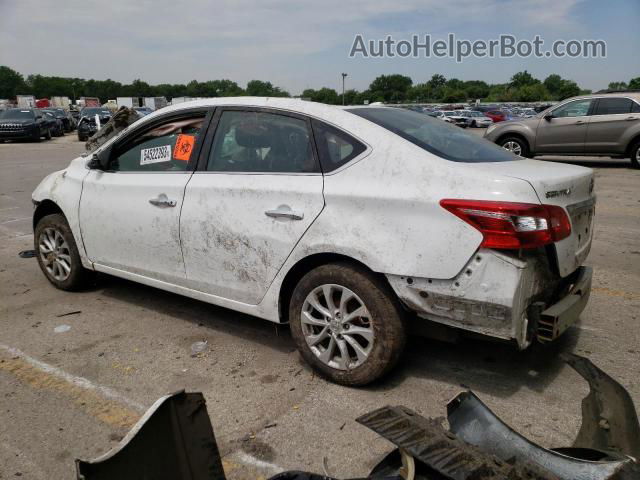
[265,205,304,220]
[575,120,586,125]
[149,194,177,208]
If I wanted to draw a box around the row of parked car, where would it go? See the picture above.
[407,105,544,128]
[0,105,155,143]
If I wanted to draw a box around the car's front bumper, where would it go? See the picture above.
[386,250,592,349]
[0,129,37,140]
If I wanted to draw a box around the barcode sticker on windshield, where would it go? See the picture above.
[140,145,171,165]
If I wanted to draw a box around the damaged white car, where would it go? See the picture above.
[32,98,595,385]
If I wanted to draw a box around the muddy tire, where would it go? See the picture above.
[499,136,531,158]
[289,262,406,386]
[34,213,94,291]
[630,141,640,169]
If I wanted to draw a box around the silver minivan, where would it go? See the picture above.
[484,92,640,168]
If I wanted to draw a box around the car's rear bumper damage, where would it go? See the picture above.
[386,248,592,348]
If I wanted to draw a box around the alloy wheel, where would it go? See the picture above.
[301,284,374,370]
[502,141,522,156]
[39,227,72,281]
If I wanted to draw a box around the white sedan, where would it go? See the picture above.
[32,98,594,386]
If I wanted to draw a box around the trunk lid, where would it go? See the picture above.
[468,159,595,277]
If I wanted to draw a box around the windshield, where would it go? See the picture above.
[470,111,484,117]
[443,111,455,117]
[0,109,35,120]
[347,107,519,163]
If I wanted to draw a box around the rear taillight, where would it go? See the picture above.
[440,199,571,249]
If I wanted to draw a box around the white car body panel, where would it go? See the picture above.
[79,170,190,284]
[31,97,595,347]
[180,173,324,304]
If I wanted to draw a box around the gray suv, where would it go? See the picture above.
[484,92,640,168]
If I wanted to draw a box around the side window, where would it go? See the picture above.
[593,98,633,115]
[207,110,318,173]
[632,101,640,113]
[552,99,592,118]
[312,120,366,172]
[111,115,204,172]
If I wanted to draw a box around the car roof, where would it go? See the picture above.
[564,91,640,103]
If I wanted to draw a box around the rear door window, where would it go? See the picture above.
[312,120,366,172]
[593,98,634,115]
[207,110,319,173]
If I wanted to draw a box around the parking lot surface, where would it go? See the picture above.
[1,132,639,479]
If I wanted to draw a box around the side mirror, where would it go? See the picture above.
[87,147,112,170]
[544,113,554,121]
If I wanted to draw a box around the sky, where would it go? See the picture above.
[0,0,638,95]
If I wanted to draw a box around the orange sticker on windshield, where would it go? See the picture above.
[173,134,195,162]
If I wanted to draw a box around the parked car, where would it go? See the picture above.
[77,107,112,141]
[32,98,594,385]
[457,110,493,128]
[430,110,454,123]
[0,108,52,142]
[443,110,469,128]
[40,110,64,137]
[484,92,640,167]
[484,110,508,122]
[134,106,154,117]
[47,108,75,132]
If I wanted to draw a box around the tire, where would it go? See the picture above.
[471,121,476,128]
[630,141,640,169]
[78,134,85,142]
[34,213,94,291]
[289,262,406,386]
[499,136,531,158]
[45,128,52,140]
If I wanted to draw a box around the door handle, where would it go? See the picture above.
[626,116,639,121]
[575,120,586,125]
[149,194,177,208]
[265,205,304,220]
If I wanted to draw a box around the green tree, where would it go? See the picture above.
[0,66,27,98]
[543,74,564,97]
[557,80,581,100]
[407,83,432,102]
[514,84,550,102]
[246,80,289,97]
[629,77,640,89]
[368,74,412,102]
[510,70,539,89]
[301,87,339,104]
[608,81,628,91]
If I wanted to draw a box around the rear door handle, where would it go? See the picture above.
[626,116,639,121]
[149,194,177,208]
[265,205,304,220]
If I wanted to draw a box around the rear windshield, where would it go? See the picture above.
[348,107,518,163]
[0,109,35,120]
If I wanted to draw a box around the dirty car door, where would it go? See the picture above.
[180,108,324,304]
[79,109,210,284]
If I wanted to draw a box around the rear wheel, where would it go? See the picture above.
[45,128,52,140]
[34,214,94,291]
[289,263,406,386]
[470,120,477,128]
[630,141,640,169]
[499,136,530,158]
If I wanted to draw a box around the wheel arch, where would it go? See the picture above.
[277,252,395,323]
[625,134,640,156]
[33,199,65,230]
[496,132,531,151]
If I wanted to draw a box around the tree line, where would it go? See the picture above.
[1,65,638,105]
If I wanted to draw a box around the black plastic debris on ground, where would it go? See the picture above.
[75,355,640,480]
[18,250,36,258]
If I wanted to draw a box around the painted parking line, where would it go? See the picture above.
[0,344,282,477]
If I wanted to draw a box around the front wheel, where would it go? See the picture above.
[499,136,530,158]
[34,213,94,291]
[45,128,52,140]
[289,263,406,386]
